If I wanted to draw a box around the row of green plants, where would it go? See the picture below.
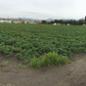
[0,24,86,68]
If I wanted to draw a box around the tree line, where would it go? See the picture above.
[41,17,86,25]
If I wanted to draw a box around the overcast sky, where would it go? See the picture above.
[0,0,86,19]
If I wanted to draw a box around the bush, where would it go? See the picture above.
[30,52,70,68]
[30,57,42,68]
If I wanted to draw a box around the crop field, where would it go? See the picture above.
[0,24,86,67]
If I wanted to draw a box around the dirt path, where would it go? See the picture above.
[0,54,86,86]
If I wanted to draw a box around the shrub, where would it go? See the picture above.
[30,57,42,68]
[30,52,70,68]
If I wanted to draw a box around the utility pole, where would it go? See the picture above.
[84,16,86,24]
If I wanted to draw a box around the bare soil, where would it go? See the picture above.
[0,54,86,86]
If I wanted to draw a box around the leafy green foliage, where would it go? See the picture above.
[30,52,70,68]
[0,24,86,63]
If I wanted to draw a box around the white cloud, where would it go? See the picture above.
[0,0,86,19]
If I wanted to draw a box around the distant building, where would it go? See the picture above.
[53,23,57,26]
[12,20,23,24]
[0,19,12,23]
[66,23,70,26]
[0,18,41,24]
